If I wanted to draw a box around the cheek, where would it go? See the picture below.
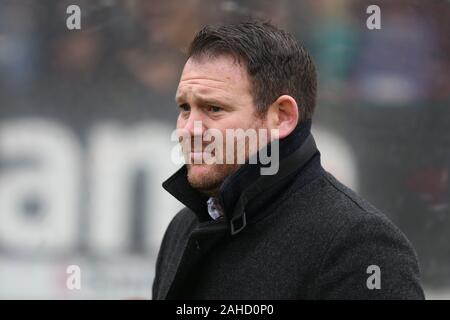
[227,111,259,129]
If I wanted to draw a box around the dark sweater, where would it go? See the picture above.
[152,120,425,299]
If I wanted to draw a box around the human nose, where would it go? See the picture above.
[182,109,206,137]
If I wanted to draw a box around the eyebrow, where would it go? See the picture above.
[175,91,231,108]
[174,92,185,104]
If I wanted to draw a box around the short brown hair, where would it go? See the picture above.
[188,21,317,122]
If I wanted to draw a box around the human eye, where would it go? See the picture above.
[206,105,223,113]
[178,103,190,113]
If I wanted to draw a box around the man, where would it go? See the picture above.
[152,21,424,299]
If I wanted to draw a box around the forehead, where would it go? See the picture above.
[176,55,251,101]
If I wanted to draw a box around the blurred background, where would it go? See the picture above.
[0,0,449,299]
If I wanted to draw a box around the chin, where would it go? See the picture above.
[187,164,230,192]
[187,164,216,186]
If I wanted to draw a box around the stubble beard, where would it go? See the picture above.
[185,117,266,196]
[186,162,241,196]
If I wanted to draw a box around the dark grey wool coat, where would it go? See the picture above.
[152,120,425,300]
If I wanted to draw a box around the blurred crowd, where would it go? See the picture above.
[0,0,448,110]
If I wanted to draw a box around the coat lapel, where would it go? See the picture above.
[164,219,230,299]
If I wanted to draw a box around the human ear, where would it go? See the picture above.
[266,95,299,139]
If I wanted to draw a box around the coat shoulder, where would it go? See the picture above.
[289,171,404,236]
[285,171,424,299]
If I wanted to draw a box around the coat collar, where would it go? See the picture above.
[162,119,320,231]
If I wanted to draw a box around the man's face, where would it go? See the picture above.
[175,55,268,195]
